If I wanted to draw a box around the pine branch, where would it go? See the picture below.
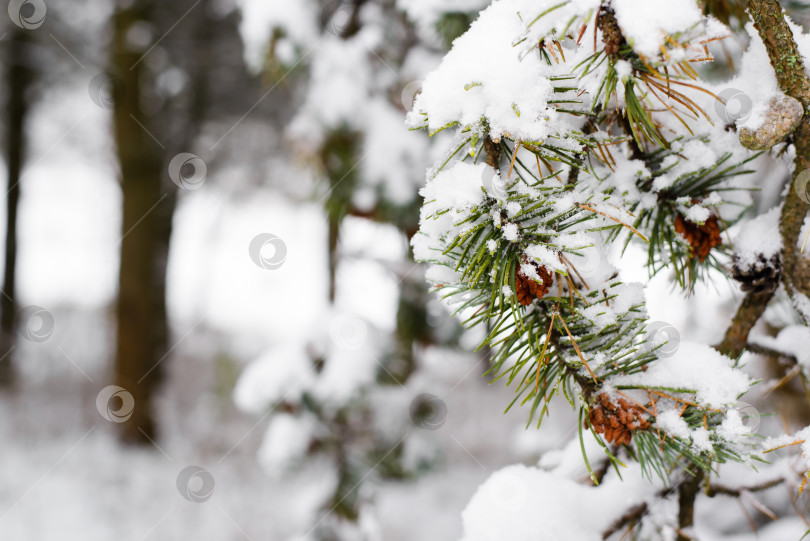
[676,468,705,541]
[705,476,786,497]
[601,501,649,540]
[747,0,810,314]
[715,290,776,357]
[745,341,799,363]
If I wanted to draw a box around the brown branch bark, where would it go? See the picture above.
[676,468,705,541]
[602,502,648,539]
[706,0,810,532]
[706,477,785,497]
[483,135,502,171]
[748,0,810,305]
[717,0,810,352]
[716,290,775,357]
[745,341,798,363]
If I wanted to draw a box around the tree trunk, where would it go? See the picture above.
[111,2,173,444]
[0,28,33,387]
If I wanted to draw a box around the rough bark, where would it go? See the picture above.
[748,0,810,304]
[716,290,775,357]
[718,0,810,353]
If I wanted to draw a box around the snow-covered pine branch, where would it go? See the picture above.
[411,0,762,487]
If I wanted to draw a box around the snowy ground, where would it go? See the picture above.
[0,304,553,540]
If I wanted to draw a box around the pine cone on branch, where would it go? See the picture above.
[587,393,651,446]
[597,7,626,57]
[515,261,554,306]
[731,253,782,294]
[674,213,723,262]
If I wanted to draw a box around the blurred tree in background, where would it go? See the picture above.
[229,1,495,537]
[0,26,34,386]
[108,0,263,442]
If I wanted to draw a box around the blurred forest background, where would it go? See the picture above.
[1,1,810,540]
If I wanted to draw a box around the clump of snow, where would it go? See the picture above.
[258,412,318,477]
[502,222,519,241]
[751,325,810,370]
[408,0,597,141]
[732,206,782,266]
[612,0,705,58]
[236,0,319,69]
[611,341,751,408]
[459,464,651,541]
[422,162,487,211]
[233,344,315,414]
[235,311,384,412]
[361,97,430,206]
[656,409,713,453]
[505,201,521,218]
[614,59,633,80]
[525,243,566,272]
[718,409,755,441]
[684,204,711,224]
[288,35,373,142]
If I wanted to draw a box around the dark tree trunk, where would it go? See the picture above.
[0,28,33,387]
[110,2,174,444]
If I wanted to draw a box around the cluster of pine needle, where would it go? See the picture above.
[415,1,759,484]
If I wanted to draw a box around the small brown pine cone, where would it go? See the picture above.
[515,261,554,306]
[674,213,723,263]
[597,7,625,56]
[587,393,651,445]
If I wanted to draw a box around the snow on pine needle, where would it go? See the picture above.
[409,0,762,482]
